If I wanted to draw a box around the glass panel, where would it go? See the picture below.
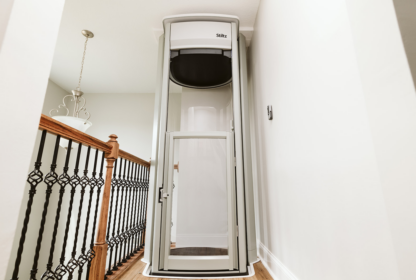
[167,84,233,133]
[170,138,228,256]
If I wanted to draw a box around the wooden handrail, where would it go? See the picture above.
[39,114,150,167]
[40,114,112,154]
[119,150,150,167]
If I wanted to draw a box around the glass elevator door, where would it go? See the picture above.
[160,131,237,271]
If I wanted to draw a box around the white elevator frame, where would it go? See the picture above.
[161,131,237,271]
[144,14,256,276]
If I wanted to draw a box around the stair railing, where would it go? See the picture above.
[8,114,150,280]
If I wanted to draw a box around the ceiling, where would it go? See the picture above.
[49,0,260,94]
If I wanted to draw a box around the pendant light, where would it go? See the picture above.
[50,30,94,148]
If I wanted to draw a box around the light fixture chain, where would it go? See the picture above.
[77,37,89,91]
[50,30,93,125]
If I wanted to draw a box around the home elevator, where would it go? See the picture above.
[144,14,256,276]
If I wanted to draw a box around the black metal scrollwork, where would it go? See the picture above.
[11,131,47,280]
[10,128,149,280]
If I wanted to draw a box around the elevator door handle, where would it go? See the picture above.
[158,187,163,203]
[158,186,169,203]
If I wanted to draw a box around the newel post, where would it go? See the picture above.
[89,134,119,280]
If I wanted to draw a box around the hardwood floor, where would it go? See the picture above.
[116,256,273,280]
[106,249,145,280]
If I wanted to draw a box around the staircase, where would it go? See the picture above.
[8,114,150,280]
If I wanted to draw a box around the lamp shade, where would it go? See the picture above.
[52,116,92,149]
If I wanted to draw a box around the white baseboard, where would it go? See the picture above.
[257,241,300,280]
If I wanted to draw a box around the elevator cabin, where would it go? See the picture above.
[146,14,257,277]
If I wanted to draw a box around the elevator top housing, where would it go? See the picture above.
[164,14,240,89]
[171,21,231,50]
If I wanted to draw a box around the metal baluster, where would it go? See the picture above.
[85,151,105,280]
[135,165,144,251]
[41,138,72,280]
[112,159,123,271]
[141,166,148,248]
[77,147,96,280]
[142,167,149,247]
[134,166,141,249]
[10,131,47,280]
[129,164,138,256]
[124,161,133,260]
[130,161,136,257]
[139,165,148,248]
[138,166,144,249]
[105,159,117,276]
[135,164,141,253]
[29,135,60,280]
[54,142,81,278]
[67,144,88,280]
[118,159,128,265]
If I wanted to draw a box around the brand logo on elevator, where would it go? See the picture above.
[216,33,227,38]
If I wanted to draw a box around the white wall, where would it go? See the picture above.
[346,0,416,279]
[248,0,414,279]
[0,2,65,279]
[43,86,159,162]
[42,80,72,114]
[83,93,155,160]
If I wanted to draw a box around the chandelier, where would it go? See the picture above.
[50,30,94,148]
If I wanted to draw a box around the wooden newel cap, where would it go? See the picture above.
[106,134,119,159]
[108,134,118,142]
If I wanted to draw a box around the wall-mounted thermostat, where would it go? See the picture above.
[267,105,273,120]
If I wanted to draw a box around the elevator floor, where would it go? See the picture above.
[170,247,228,256]
[169,242,228,256]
